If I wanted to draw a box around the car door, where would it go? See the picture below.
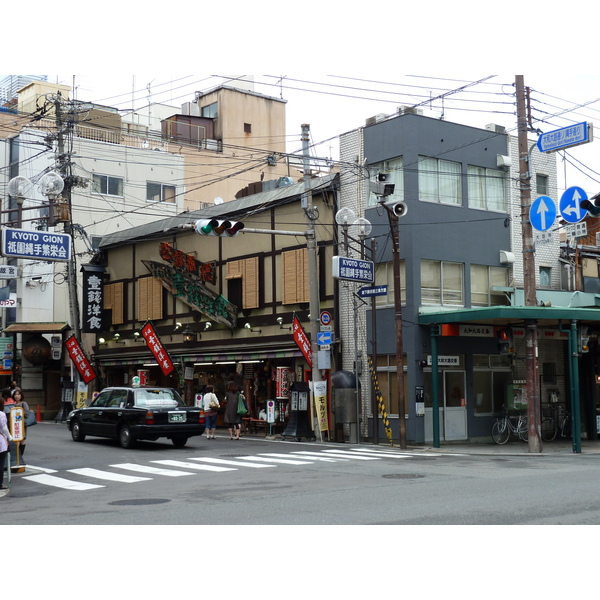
[100,389,130,437]
[82,390,112,435]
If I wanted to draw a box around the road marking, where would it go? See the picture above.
[151,460,235,472]
[188,457,276,468]
[23,473,104,491]
[346,449,414,459]
[22,465,58,474]
[313,450,381,460]
[281,452,348,462]
[68,468,152,483]
[111,463,195,477]
[238,455,314,465]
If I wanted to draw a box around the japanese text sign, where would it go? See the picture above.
[141,321,175,376]
[65,336,97,384]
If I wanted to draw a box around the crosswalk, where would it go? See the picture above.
[20,447,455,493]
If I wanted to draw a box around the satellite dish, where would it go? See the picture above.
[7,176,33,198]
[214,197,223,205]
[38,171,65,197]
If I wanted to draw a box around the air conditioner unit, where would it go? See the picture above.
[497,154,512,168]
[365,113,387,126]
[398,105,423,116]
[486,123,506,134]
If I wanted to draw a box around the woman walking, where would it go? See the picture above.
[202,385,220,440]
[0,398,13,491]
[224,381,242,440]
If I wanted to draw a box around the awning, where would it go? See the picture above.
[3,322,70,334]
[417,305,600,328]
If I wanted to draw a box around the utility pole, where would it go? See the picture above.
[301,125,323,427]
[515,75,541,453]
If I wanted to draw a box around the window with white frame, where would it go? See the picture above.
[147,182,176,203]
[369,156,404,207]
[536,174,549,196]
[421,259,464,306]
[374,260,405,305]
[92,174,124,197]
[418,156,461,205]
[468,166,507,211]
[539,266,552,287]
[470,265,510,306]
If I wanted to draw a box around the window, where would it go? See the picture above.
[226,257,260,309]
[137,277,163,321]
[103,281,124,325]
[244,123,251,134]
[468,166,506,211]
[374,355,408,416]
[369,157,404,207]
[92,174,123,197]
[421,260,463,306]
[539,266,551,287]
[471,265,509,306]
[536,174,549,195]
[147,182,176,203]
[374,260,405,305]
[281,249,310,304]
[472,357,512,415]
[419,157,461,205]
[201,102,218,119]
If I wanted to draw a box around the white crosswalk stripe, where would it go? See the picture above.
[188,457,276,468]
[23,473,104,491]
[298,450,380,460]
[238,455,315,465]
[111,463,196,477]
[264,452,343,462]
[151,460,235,472]
[68,468,152,483]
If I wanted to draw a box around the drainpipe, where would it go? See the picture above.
[431,325,440,448]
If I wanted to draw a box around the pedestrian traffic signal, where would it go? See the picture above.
[497,328,513,354]
[195,218,244,236]
[578,325,590,353]
[581,195,600,217]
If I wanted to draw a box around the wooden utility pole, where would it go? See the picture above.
[515,75,542,453]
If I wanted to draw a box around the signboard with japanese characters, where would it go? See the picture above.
[293,313,312,367]
[141,321,175,376]
[9,406,24,441]
[65,336,97,384]
[82,267,104,333]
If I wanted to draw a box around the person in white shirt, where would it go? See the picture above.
[0,398,13,490]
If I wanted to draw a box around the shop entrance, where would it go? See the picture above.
[425,370,468,442]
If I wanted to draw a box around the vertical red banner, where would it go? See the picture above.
[292,313,312,367]
[141,322,175,376]
[65,335,97,384]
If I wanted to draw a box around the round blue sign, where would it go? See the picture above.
[529,196,556,231]
[559,186,588,223]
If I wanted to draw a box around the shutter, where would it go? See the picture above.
[242,256,259,309]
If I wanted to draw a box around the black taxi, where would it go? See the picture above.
[67,386,205,449]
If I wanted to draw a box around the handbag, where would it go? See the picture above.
[208,394,219,410]
[236,394,248,416]
[25,411,37,427]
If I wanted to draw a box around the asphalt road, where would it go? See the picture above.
[4,422,600,526]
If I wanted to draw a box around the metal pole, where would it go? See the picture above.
[431,326,440,448]
[516,75,541,453]
[570,320,582,453]
[370,238,379,445]
[301,125,323,434]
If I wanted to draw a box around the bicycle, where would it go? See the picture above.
[492,405,528,444]
[540,407,571,442]
[557,408,571,439]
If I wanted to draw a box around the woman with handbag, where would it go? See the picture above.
[224,381,244,440]
[202,385,220,440]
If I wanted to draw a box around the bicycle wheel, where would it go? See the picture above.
[517,417,528,441]
[541,418,557,442]
[492,419,510,444]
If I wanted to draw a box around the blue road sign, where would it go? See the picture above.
[559,187,588,223]
[537,122,591,153]
[332,256,374,283]
[529,196,557,232]
[358,285,388,298]
[317,331,333,346]
[1,227,72,262]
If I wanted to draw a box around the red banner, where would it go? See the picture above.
[65,335,97,384]
[141,321,175,376]
[293,313,312,367]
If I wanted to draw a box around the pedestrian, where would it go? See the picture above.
[202,385,220,440]
[0,398,13,491]
[224,381,243,440]
[2,388,13,409]
[12,389,29,459]
[10,380,20,394]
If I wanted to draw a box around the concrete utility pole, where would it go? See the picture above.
[515,75,542,453]
[301,125,323,415]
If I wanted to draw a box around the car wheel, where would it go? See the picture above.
[119,425,136,449]
[71,419,86,442]
[172,435,188,448]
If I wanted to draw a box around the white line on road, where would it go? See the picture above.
[152,460,236,472]
[111,463,195,477]
[188,457,276,468]
[67,468,152,483]
[23,474,104,491]
[238,455,315,465]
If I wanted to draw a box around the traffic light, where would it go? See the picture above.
[578,325,590,353]
[581,194,600,216]
[497,328,513,355]
[195,218,244,236]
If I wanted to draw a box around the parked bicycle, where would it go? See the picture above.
[540,407,571,442]
[492,405,528,444]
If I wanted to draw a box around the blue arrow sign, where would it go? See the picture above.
[529,196,556,231]
[358,285,388,297]
[317,331,333,346]
[559,186,588,223]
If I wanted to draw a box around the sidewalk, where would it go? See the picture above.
[408,439,600,456]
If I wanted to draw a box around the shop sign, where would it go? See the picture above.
[427,355,460,366]
[292,313,312,367]
[313,380,328,432]
[9,406,24,441]
[141,321,175,376]
[82,268,104,333]
[159,242,216,284]
[65,336,97,384]
[142,260,237,328]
